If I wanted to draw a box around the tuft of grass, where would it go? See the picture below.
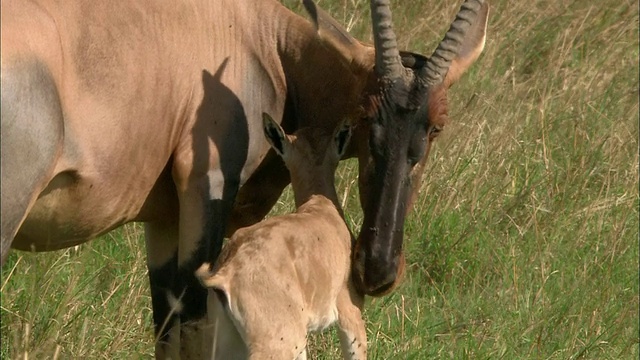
[1,224,154,358]
[2,0,638,358]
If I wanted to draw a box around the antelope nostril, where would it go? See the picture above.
[369,280,395,296]
[357,257,399,296]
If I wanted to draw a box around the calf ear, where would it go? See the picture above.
[195,263,215,286]
[262,113,288,157]
[334,120,352,158]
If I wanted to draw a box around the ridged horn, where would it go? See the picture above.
[370,0,404,80]
[422,0,486,86]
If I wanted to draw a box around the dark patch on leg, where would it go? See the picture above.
[204,198,236,264]
[148,253,178,343]
[172,197,236,357]
[176,259,209,323]
[177,197,236,324]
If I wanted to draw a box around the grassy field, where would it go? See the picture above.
[2,0,638,358]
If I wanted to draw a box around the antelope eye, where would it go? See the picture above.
[429,125,442,139]
[407,132,427,166]
[369,123,386,158]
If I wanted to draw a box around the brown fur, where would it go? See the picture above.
[196,116,365,359]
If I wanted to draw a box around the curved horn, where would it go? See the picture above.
[370,0,404,80]
[422,0,486,86]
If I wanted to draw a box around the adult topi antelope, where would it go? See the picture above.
[1,0,488,357]
[196,113,365,360]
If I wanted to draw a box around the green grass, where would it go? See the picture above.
[2,0,638,358]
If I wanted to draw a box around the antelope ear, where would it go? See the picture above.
[400,51,428,70]
[443,1,489,88]
[303,0,371,70]
[262,113,288,157]
[334,120,352,158]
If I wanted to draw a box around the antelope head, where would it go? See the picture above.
[352,0,490,296]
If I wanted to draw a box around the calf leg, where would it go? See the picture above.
[336,284,367,360]
[0,60,63,265]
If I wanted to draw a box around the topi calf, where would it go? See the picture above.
[196,113,365,360]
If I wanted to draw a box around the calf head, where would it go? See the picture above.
[262,113,351,206]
